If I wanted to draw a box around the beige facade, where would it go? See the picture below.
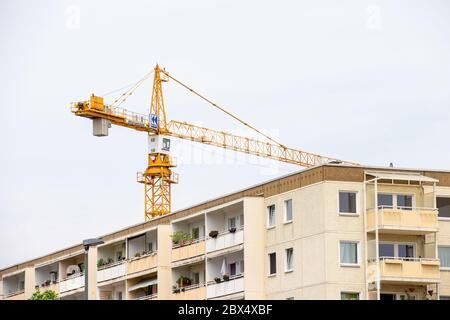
[2,164,450,300]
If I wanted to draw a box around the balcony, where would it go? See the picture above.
[98,261,127,283]
[172,239,205,263]
[37,282,59,294]
[206,227,244,253]
[127,253,157,276]
[4,290,25,300]
[206,274,244,299]
[172,283,206,300]
[367,206,439,234]
[135,293,158,300]
[59,273,84,293]
[368,257,440,284]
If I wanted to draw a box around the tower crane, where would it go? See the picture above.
[71,65,358,221]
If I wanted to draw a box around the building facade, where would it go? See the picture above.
[1,164,450,300]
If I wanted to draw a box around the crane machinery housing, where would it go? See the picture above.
[71,65,358,221]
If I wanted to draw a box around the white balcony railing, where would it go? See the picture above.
[59,273,84,293]
[5,289,25,298]
[97,261,127,282]
[206,227,244,253]
[206,274,244,299]
[136,293,158,300]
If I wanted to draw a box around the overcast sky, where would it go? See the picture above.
[1,0,449,269]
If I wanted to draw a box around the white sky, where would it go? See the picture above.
[1,0,449,269]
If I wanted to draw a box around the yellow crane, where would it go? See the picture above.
[71,65,358,221]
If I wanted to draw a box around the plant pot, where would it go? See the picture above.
[228,227,236,233]
[214,277,222,283]
[223,275,230,281]
[209,231,219,238]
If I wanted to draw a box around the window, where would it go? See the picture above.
[341,292,359,300]
[228,217,236,229]
[340,241,358,265]
[148,242,153,253]
[379,243,415,259]
[268,253,277,275]
[192,272,200,284]
[339,192,357,214]
[239,214,244,227]
[229,262,237,276]
[378,194,393,208]
[377,193,414,209]
[267,205,276,227]
[379,243,394,258]
[438,246,450,269]
[192,227,200,240]
[397,244,414,258]
[437,197,450,218]
[284,199,293,222]
[285,248,294,272]
[397,195,413,210]
[116,251,123,260]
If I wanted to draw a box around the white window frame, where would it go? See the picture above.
[340,291,360,300]
[379,241,416,259]
[285,247,294,273]
[338,190,360,216]
[283,199,293,224]
[381,291,418,300]
[267,205,276,229]
[339,240,360,267]
[438,245,450,270]
[268,252,277,276]
[377,192,416,209]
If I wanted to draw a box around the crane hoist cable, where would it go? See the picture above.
[161,70,287,149]
[109,70,154,108]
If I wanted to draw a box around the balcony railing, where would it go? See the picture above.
[206,274,244,299]
[172,238,205,262]
[127,252,157,275]
[366,206,438,233]
[172,282,206,300]
[367,257,440,284]
[97,260,127,282]
[59,273,84,293]
[206,226,244,253]
[4,289,25,299]
[136,293,158,300]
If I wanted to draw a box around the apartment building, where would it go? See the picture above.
[1,164,450,300]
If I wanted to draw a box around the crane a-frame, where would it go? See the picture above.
[71,65,357,221]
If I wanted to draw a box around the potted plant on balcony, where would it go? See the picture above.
[172,286,180,294]
[228,227,236,233]
[214,277,222,283]
[177,276,192,288]
[97,258,105,268]
[209,230,219,238]
[106,257,114,265]
[45,280,51,286]
[134,252,141,258]
[171,231,192,247]
[223,274,230,281]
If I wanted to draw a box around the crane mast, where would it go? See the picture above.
[71,65,358,221]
